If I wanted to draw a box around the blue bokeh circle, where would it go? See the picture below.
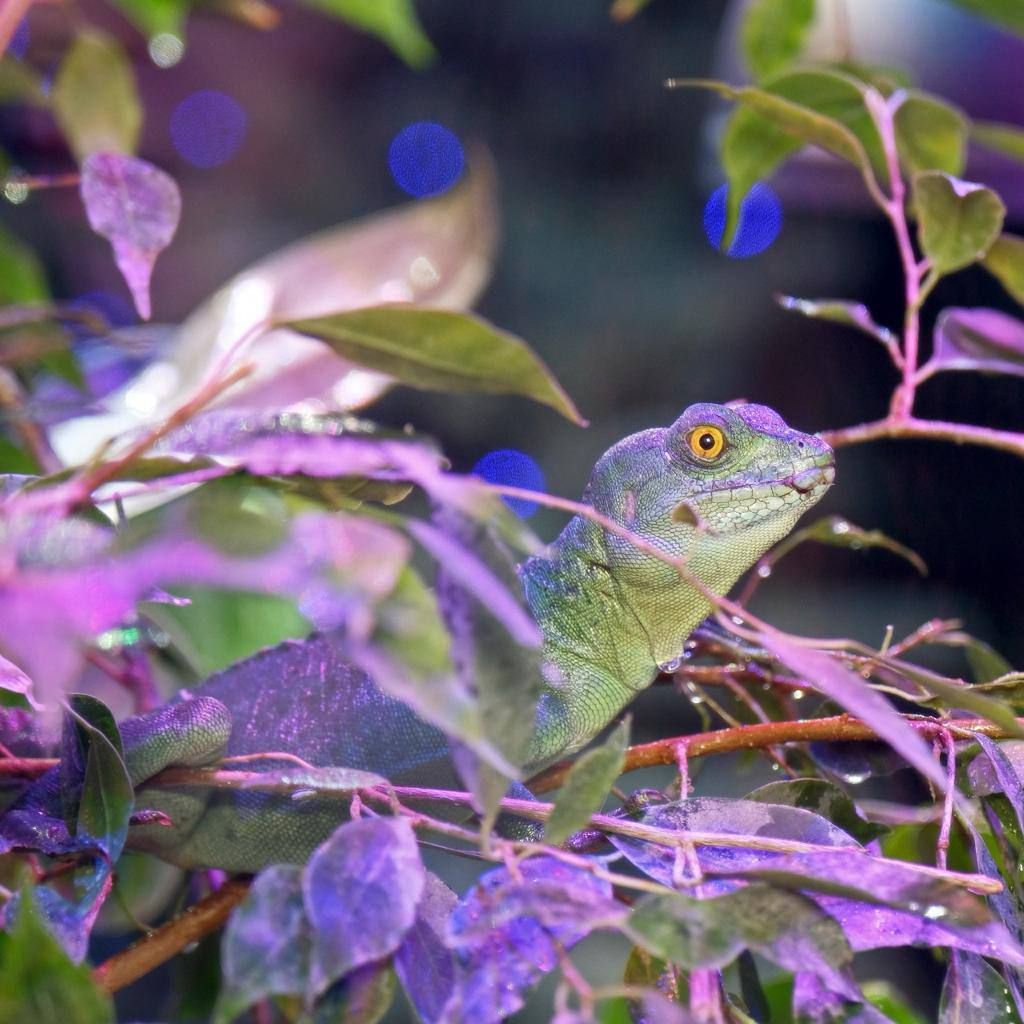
[170,90,247,169]
[388,122,465,198]
[471,449,545,519]
[703,181,783,258]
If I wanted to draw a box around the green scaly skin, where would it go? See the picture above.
[12,403,834,872]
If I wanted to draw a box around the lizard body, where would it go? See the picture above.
[11,403,834,871]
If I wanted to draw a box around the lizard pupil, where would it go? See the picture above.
[698,432,716,451]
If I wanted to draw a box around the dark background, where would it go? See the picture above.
[4,0,1024,1018]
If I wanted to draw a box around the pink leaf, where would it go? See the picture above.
[79,153,182,320]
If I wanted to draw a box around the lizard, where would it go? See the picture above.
[6,402,834,873]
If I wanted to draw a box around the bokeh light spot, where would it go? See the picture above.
[388,122,464,198]
[149,32,185,68]
[471,449,545,519]
[10,18,29,60]
[3,177,28,205]
[170,90,247,169]
[703,182,782,259]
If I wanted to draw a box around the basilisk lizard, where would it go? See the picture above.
[11,402,835,872]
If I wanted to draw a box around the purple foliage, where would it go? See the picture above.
[79,153,182,320]
[443,857,622,1022]
[932,307,1024,378]
[304,816,425,998]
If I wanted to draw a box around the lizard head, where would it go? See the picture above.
[587,401,834,598]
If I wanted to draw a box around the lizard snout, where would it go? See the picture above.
[788,461,835,494]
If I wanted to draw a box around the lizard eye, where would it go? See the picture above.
[687,425,726,460]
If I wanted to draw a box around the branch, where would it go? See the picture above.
[92,878,251,995]
[819,417,1024,460]
[527,714,1013,792]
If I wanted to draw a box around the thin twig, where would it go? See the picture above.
[820,417,1024,460]
[0,366,61,472]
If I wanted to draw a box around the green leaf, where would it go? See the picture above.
[963,636,1014,683]
[105,0,190,39]
[626,884,851,976]
[938,0,1024,36]
[544,718,629,844]
[973,121,1024,164]
[0,223,48,304]
[0,58,49,106]
[740,0,814,81]
[912,172,1005,275]
[0,889,114,1024]
[746,778,888,845]
[776,294,898,349]
[52,31,142,161]
[300,0,435,68]
[692,70,884,245]
[67,695,133,861]
[894,92,967,176]
[145,588,311,676]
[983,232,1024,308]
[282,306,586,425]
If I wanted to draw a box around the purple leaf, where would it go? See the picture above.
[793,972,892,1023]
[0,653,36,707]
[303,816,425,1000]
[929,307,1024,379]
[216,865,310,1024]
[79,153,182,320]
[758,634,950,794]
[940,952,1018,1023]
[394,872,458,1024]
[443,857,621,1023]
[968,737,1024,830]
[608,797,859,882]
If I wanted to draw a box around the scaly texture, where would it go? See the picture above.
[9,403,834,871]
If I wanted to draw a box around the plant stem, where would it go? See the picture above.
[0,366,61,472]
[92,877,250,995]
[820,416,1024,459]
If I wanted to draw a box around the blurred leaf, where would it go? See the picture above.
[304,816,424,999]
[394,872,458,1024]
[80,153,182,319]
[760,514,927,578]
[983,233,1024,308]
[0,888,114,1024]
[759,635,951,794]
[184,478,290,556]
[300,0,435,68]
[962,636,1014,683]
[705,70,883,246]
[894,92,967,176]
[610,0,655,18]
[912,172,1005,275]
[829,62,913,95]
[315,961,397,1024]
[747,779,888,845]
[0,224,48,304]
[627,885,852,981]
[0,58,48,106]
[862,981,929,1024]
[776,294,898,349]
[928,306,1024,379]
[215,865,310,1024]
[144,587,311,676]
[52,31,142,161]
[973,121,1024,164]
[284,306,585,425]
[106,0,190,38]
[740,0,814,81]
[544,717,629,844]
[937,0,1024,35]
[939,951,1020,1023]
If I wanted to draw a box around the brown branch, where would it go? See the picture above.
[0,755,57,779]
[92,878,251,995]
[820,417,1024,460]
[527,714,1013,793]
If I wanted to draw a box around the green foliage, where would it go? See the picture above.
[543,718,629,844]
[983,233,1024,308]
[52,31,142,161]
[299,0,435,68]
[740,0,814,81]
[284,306,586,425]
[912,172,1005,276]
[894,92,967,176]
[0,889,114,1024]
[105,0,192,39]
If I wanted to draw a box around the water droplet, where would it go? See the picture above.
[731,615,745,625]
[841,771,869,785]
[791,689,805,700]
[770,762,781,771]
[4,178,28,204]
[831,520,850,535]
[923,904,947,920]
[149,32,184,67]
[659,656,683,674]
[757,565,772,579]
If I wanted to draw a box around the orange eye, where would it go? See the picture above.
[688,425,725,460]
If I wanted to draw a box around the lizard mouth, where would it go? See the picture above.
[786,461,836,494]
[707,456,835,504]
